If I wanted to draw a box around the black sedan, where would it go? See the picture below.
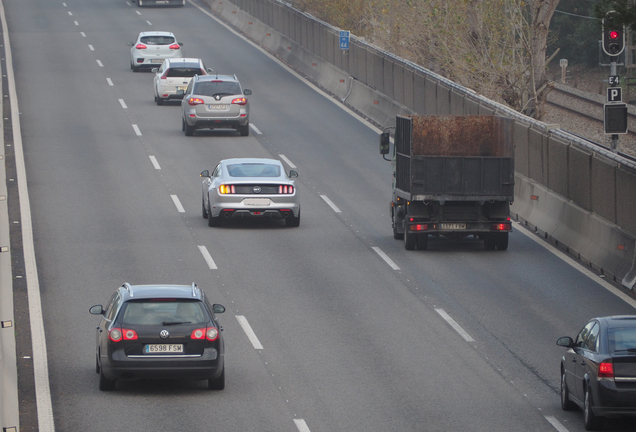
[557,315,636,430]
[90,283,226,391]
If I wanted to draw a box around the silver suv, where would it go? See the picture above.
[181,74,252,137]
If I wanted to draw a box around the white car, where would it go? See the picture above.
[129,31,183,72]
[152,58,212,105]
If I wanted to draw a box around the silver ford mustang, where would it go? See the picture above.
[201,158,300,227]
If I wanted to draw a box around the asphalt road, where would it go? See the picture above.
[3,0,636,431]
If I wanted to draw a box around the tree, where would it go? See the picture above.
[594,0,636,30]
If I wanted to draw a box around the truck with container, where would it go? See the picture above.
[380,115,514,250]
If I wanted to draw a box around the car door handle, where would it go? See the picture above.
[572,358,577,363]
[581,361,586,366]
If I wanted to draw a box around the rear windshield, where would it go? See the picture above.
[140,36,175,45]
[609,327,636,354]
[227,163,281,177]
[194,81,241,97]
[167,67,202,78]
[121,300,207,325]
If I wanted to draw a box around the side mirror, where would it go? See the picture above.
[206,68,214,74]
[127,42,134,47]
[244,89,252,95]
[201,170,210,178]
[213,304,226,314]
[151,68,158,73]
[178,42,184,47]
[380,131,390,155]
[89,305,104,315]
[556,336,574,348]
[289,170,298,178]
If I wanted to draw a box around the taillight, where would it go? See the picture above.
[188,97,204,106]
[135,43,147,50]
[206,328,219,341]
[410,224,428,231]
[492,223,511,231]
[599,361,614,378]
[191,327,219,341]
[109,328,123,342]
[123,329,138,340]
[169,44,180,50]
[218,184,235,194]
[279,185,294,194]
[160,71,168,80]
[191,328,206,340]
[231,97,247,105]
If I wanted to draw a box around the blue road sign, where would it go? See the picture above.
[339,31,350,50]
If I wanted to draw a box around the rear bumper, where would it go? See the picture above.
[186,116,249,130]
[405,221,512,235]
[593,380,636,418]
[212,201,300,219]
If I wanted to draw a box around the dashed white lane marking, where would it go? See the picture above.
[67,11,72,16]
[170,195,185,213]
[235,315,264,350]
[293,419,311,432]
[96,59,103,67]
[435,308,475,342]
[320,195,341,213]
[106,78,113,86]
[149,156,161,170]
[279,154,296,169]
[88,44,94,51]
[197,245,218,270]
[132,124,141,136]
[545,416,569,432]
[73,20,78,26]
[80,31,85,37]
[372,247,400,270]
[118,99,127,109]
[249,123,262,134]
[62,2,67,6]
[146,20,152,26]
[136,10,141,15]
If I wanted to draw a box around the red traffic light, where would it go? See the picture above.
[609,30,620,40]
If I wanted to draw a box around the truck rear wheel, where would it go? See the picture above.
[392,213,404,240]
[496,232,509,250]
[404,228,417,250]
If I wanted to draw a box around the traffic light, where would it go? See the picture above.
[602,18,625,56]
[604,103,628,134]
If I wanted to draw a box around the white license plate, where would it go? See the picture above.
[207,104,227,110]
[176,86,187,91]
[440,223,466,230]
[244,198,271,206]
[145,344,183,353]
[150,59,164,64]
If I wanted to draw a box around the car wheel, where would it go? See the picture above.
[156,96,164,106]
[584,386,603,430]
[207,200,221,227]
[132,64,140,72]
[484,233,496,250]
[286,210,300,227]
[99,368,116,391]
[208,367,225,390]
[404,226,417,250]
[182,117,185,132]
[560,369,576,411]
[95,353,100,374]
[239,123,249,136]
[392,212,404,240]
[496,232,509,250]
[185,121,195,136]
[202,196,208,219]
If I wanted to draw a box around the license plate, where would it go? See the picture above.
[207,104,227,110]
[145,344,183,353]
[150,59,164,64]
[440,223,466,230]
[176,86,187,91]
[244,198,271,206]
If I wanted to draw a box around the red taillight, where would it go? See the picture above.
[109,328,123,342]
[278,185,294,194]
[492,223,511,231]
[410,224,428,231]
[191,327,219,341]
[123,329,138,340]
[160,71,168,80]
[231,97,247,105]
[188,97,204,106]
[219,184,235,194]
[169,44,180,50]
[599,361,614,378]
[135,43,147,50]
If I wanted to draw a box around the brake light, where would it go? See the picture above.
[109,328,123,342]
[206,327,219,341]
[191,327,219,341]
[169,44,180,50]
[123,329,138,340]
[231,97,247,105]
[279,185,294,194]
[218,184,235,194]
[410,224,428,231]
[599,361,614,378]
[161,71,168,80]
[135,43,147,50]
[188,97,204,106]
[492,223,511,231]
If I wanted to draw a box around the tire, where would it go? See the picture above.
[496,232,509,250]
[392,212,404,240]
[560,370,576,411]
[95,354,100,374]
[418,234,428,250]
[156,96,164,106]
[132,64,140,72]
[404,227,417,250]
[207,201,221,227]
[208,367,225,390]
[99,368,116,391]
[202,197,208,219]
[484,233,497,250]
[185,121,195,136]
[239,123,250,136]
[286,210,300,227]
[584,386,603,430]
[182,117,185,132]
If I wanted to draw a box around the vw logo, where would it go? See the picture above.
[160,330,170,339]
[215,95,221,100]
[253,186,261,194]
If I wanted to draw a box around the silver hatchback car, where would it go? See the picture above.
[181,74,251,136]
[129,31,183,72]
[201,158,300,227]
[152,58,212,105]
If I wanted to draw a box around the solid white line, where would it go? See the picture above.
[132,124,141,136]
[545,416,570,432]
[514,221,636,310]
[320,195,341,213]
[0,0,55,428]
[249,123,262,134]
[118,99,127,109]
[372,247,400,270]
[294,419,311,432]
[197,245,218,270]
[278,154,296,169]
[106,78,113,86]
[435,308,475,342]
[96,59,103,67]
[88,44,94,51]
[170,195,185,213]
[235,315,264,350]
[149,155,161,170]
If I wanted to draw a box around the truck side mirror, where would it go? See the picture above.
[380,131,390,155]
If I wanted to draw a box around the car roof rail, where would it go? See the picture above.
[122,282,133,297]
[192,283,198,297]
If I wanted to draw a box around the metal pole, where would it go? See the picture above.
[611,57,619,153]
